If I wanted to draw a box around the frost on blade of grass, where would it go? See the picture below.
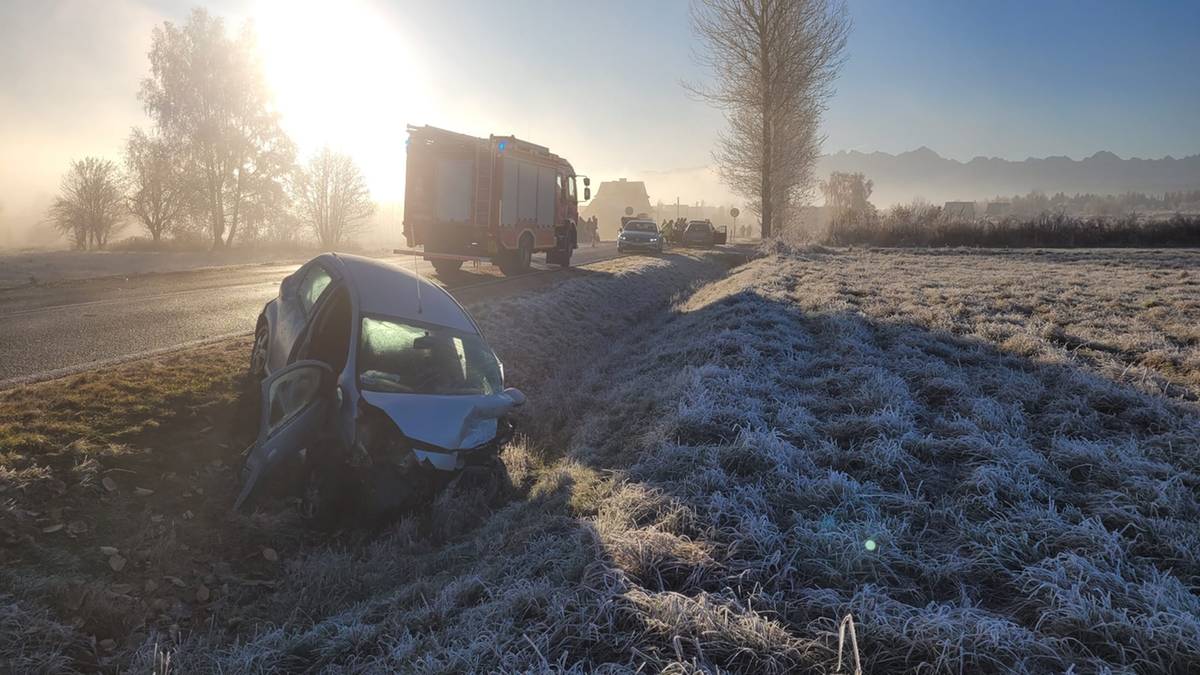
[0,596,91,674]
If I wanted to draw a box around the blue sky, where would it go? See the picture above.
[2,0,1199,221]
[824,0,1200,160]
[377,0,1200,163]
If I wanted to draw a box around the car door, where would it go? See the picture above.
[234,360,334,510]
[269,263,335,373]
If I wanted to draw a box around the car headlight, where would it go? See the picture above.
[649,236,660,242]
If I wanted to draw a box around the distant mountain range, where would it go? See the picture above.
[815,148,1200,207]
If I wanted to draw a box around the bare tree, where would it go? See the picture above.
[820,171,875,242]
[293,147,375,247]
[688,0,850,238]
[47,158,126,250]
[139,9,295,250]
[820,171,873,216]
[125,128,192,244]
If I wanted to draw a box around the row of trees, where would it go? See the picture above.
[825,208,1200,248]
[813,171,1200,247]
[48,9,373,250]
[689,0,850,238]
[997,189,1200,218]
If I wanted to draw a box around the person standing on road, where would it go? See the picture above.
[591,217,600,247]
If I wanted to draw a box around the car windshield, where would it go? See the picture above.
[624,221,656,233]
[358,316,502,395]
[687,222,709,233]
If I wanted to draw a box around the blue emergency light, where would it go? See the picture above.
[497,140,507,152]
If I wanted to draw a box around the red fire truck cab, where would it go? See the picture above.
[403,125,590,276]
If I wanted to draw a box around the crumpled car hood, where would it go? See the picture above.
[360,390,517,451]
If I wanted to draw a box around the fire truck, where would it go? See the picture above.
[402,125,590,276]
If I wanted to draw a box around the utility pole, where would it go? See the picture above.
[675,197,680,220]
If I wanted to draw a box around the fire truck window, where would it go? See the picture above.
[501,159,518,226]
[567,176,577,199]
[537,166,555,227]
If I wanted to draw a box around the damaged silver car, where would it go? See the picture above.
[235,253,524,525]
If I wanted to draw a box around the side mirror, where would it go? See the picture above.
[584,187,591,201]
[583,177,591,187]
[503,387,526,407]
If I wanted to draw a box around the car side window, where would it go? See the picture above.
[265,364,323,434]
[297,266,332,315]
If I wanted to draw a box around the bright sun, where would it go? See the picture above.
[251,0,431,201]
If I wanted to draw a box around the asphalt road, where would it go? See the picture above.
[0,244,619,386]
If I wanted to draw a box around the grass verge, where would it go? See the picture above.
[0,252,731,672]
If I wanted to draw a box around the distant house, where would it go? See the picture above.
[943,201,976,220]
[985,201,1011,217]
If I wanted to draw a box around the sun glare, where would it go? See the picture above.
[252,0,430,201]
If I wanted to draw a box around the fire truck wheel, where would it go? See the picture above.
[431,258,463,275]
[517,235,533,272]
[500,236,533,276]
[556,244,572,268]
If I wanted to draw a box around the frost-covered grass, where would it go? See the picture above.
[564,247,1200,672]
[123,248,1200,672]
[7,247,1199,672]
[0,251,732,672]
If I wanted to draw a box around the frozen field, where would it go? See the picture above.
[557,245,1200,671]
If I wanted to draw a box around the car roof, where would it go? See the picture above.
[325,253,479,334]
